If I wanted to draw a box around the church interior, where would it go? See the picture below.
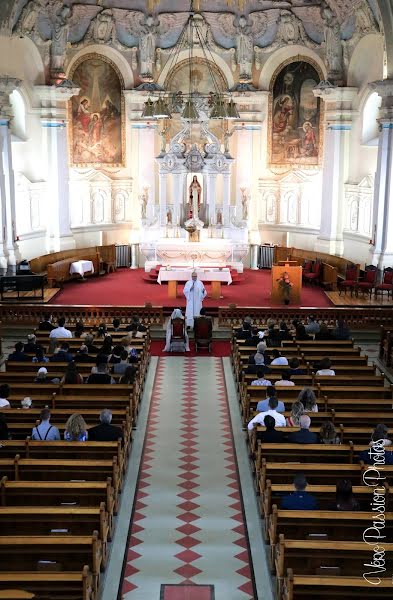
[0,0,393,599]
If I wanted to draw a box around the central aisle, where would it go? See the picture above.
[120,357,257,600]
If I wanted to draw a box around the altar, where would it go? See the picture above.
[141,238,248,272]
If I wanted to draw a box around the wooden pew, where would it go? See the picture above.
[282,570,393,600]
[0,477,114,516]
[267,506,393,546]
[0,567,93,600]
[0,533,102,595]
[260,481,388,519]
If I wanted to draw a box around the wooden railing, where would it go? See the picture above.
[0,304,164,327]
[218,306,393,329]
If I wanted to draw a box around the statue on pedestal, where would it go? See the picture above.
[188,175,202,219]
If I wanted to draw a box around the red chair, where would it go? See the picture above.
[302,260,312,282]
[375,267,393,299]
[357,265,377,298]
[194,316,213,352]
[169,317,187,352]
[338,264,359,296]
[303,260,321,285]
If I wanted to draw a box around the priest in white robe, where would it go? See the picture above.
[183,272,207,328]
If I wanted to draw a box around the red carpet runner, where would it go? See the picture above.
[119,357,256,599]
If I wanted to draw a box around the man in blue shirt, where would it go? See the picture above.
[31,408,60,441]
[281,474,318,510]
[256,386,285,413]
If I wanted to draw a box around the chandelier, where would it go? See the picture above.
[141,1,240,123]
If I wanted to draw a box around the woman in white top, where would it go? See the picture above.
[270,349,288,366]
[369,423,391,447]
[164,308,190,352]
[316,357,335,376]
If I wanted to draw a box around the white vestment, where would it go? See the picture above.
[183,279,207,327]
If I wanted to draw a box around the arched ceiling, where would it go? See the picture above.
[0,1,382,43]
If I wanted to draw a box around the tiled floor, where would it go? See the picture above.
[119,357,259,600]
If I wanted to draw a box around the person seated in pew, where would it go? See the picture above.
[0,413,9,440]
[74,344,95,364]
[288,357,306,376]
[235,320,252,341]
[251,341,268,367]
[278,321,292,341]
[90,353,110,375]
[99,335,113,357]
[257,387,285,413]
[286,401,304,427]
[275,370,295,387]
[49,317,72,339]
[305,315,320,335]
[120,334,136,354]
[112,318,121,332]
[298,387,318,413]
[0,384,11,409]
[88,409,124,442]
[251,368,272,387]
[87,363,115,384]
[24,334,42,354]
[125,315,147,334]
[320,421,340,444]
[34,367,54,384]
[119,365,137,385]
[315,322,332,341]
[64,413,88,441]
[96,323,107,338]
[74,321,86,338]
[60,361,84,385]
[295,324,312,341]
[32,347,49,363]
[270,349,289,366]
[83,334,100,355]
[287,415,318,444]
[358,446,393,465]
[335,479,360,511]
[248,397,287,430]
[108,345,123,365]
[247,328,261,347]
[260,415,286,443]
[8,342,29,362]
[112,351,131,376]
[281,474,318,510]
[21,397,32,409]
[38,314,55,331]
[49,342,74,363]
[266,324,282,348]
[369,423,391,447]
[245,362,271,376]
[315,357,335,377]
[31,408,60,441]
[334,318,351,341]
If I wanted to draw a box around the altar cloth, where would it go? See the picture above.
[69,260,94,277]
[157,267,232,285]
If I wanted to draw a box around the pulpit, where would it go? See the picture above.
[271,264,302,304]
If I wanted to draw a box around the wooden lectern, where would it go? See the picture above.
[271,264,302,304]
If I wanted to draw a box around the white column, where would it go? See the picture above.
[36,83,80,252]
[368,80,393,267]
[235,128,253,219]
[223,173,231,227]
[159,172,167,227]
[0,76,22,266]
[172,173,182,227]
[313,85,358,256]
[208,173,217,226]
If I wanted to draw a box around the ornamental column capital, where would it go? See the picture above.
[369,79,393,121]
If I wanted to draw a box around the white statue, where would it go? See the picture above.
[240,187,250,221]
[51,3,72,73]
[139,15,157,81]
[236,16,254,83]
[139,187,149,220]
[321,2,343,78]
[13,0,48,35]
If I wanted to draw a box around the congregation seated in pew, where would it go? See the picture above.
[87,363,116,385]
[259,415,286,443]
[275,370,295,386]
[0,384,11,410]
[8,342,29,362]
[287,415,318,444]
[248,397,286,430]
[49,317,72,339]
[315,357,335,376]
[31,408,60,441]
[64,413,88,441]
[251,368,272,387]
[49,342,74,363]
[319,421,340,445]
[270,349,289,366]
[88,409,124,443]
[281,474,318,510]
[256,387,285,413]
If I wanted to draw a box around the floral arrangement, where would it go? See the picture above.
[277,271,293,304]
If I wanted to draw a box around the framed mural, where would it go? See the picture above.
[69,54,124,168]
[268,58,324,169]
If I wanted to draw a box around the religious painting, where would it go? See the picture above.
[269,59,323,169]
[69,54,124,167]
